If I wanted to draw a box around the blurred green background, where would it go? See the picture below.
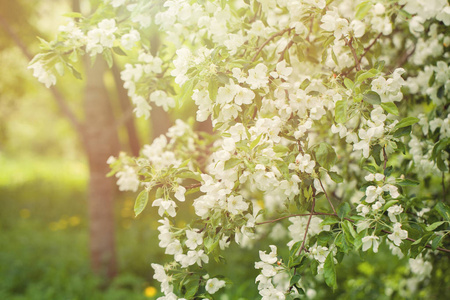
[0,1,449,300]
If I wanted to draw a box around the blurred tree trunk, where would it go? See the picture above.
[111,64,140,156]
[151,104,172,139]
[83,59,120,280]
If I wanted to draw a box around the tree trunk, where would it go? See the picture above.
[83,58,120,280]
[111,64,140,156]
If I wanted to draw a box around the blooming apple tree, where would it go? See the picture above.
[30,0,449,298]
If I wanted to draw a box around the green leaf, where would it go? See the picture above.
[436,154,448,172]
[289,274,301,287]
[396,179,419,186]
[371,144,382,166]
[328,171,343,183]
[69,50,78,62]
[335,100,347,123]
[342,220,356,243]
[299,79,311,90]
[338,202,351,220]
[344,78,354,90]
[250,134,262,150]
[313,143,337,170]
[437,85,444,98]
[63,12,83,18]
[435,202,450,221]
[204,235,220,254]
[426,221,445,231]
[208,76,219,101]
[394,117,419,130]
[184,278,199,299]
[179,78,196,106]
[432,235,444,250]
[363,165,377,173]
[393,126,411,138]
[103,50,113,68]
[273,144,290,153]
[335,233,351,253]
[363,91,381,105]
[380,102,399,116]
[134,189,149,217]
[355,1,372,20]
[383,200,398,211]
[356,69,379,84]
[112,46,127,56]
[428,71,436,87]
[331,49,339,67]
[224,158,241,170]
[68,65,82,80]
[320,217,340,226]
[431,138,450,160]
[324,252,337,290]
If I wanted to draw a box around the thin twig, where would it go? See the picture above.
[255,212,335,225]
[345,37,360,71]
[382,146,388,170]
[381,229,450,254]
[186,182,202,190]
[256,211,450,254]
[341,33,382,77]
[277,39,295,63]
[298,195,316,255]
[442,172,446,202]
[361,32,382,62]
[319,177,337,215]
[252,27,292,62]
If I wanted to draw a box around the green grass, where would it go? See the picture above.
[0,155,159,299]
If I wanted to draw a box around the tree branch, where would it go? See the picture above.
[345,37,360,71]
[298,195,316,255]
[256,210,450,254]
[383,146,388,170]
[252,27,292,62]
[319,177,337,215]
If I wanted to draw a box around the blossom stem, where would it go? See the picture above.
[298,195,316,255]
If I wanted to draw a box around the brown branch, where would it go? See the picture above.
[277,39,295,63]
[252,27,292,62]
[341,33,383,77]
[186,182,202,190]
[390,45,416,72]
[319,177,337,215]
[345,37,360,71]
[443,173,446,203]
[256,209,450,254]
[361,32,382,61]
[255,212,327,225]
[0,13,84,137]
[298,195,316,255]
[381,229,450,254]
[382,146,388,170]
